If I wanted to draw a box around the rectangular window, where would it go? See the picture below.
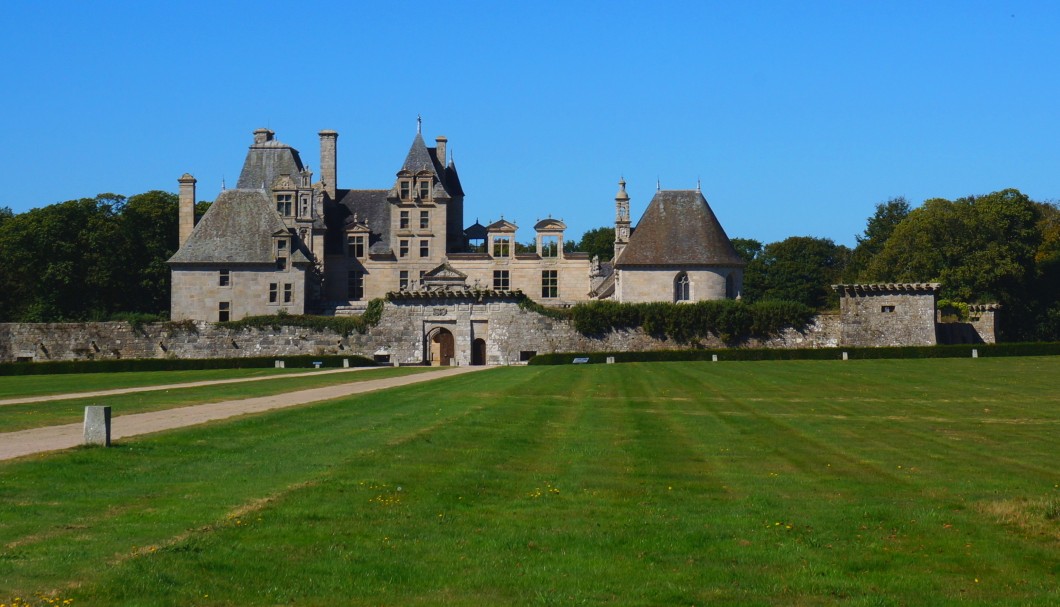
[493,270,510,291]
[348,234,365,258]
[541,270,558,298]
[218,302,230,322]
[269,283,278,304]
[399,210,410,229]
[400,181,410,200]
[541,236,559,258]
[399,239,409,257]
[219,269,230,287]
[299,196,310,218]
[420,210,429,229]
[275,194,293,216]
[276,257,287,271]
[283,283,293,303]
[399,270,409,291]
[419,180,430,200]
[493,236,511,258]
[881,305,896,313]
[420,239,429,258]
[347,272,364,300]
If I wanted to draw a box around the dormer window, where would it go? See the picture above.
[540,236,559,258]
[419,180,430,200]
[493,236,511,258]
[400,181,410,200]
[276,194,293,216]
[348,234,365,258]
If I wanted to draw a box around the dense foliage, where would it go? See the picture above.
[742,236,851,309]
[568,299,814,343]
[0,192,209,322]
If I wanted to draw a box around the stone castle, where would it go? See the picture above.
[167,122,747,323]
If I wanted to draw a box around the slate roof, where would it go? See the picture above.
[401,133,438,175]
[464,220,487,240]
[326,189,392,255]
[236,138,305,191]
[614,190,744,267]
[169,189,308,265]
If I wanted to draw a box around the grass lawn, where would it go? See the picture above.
[0,367,437,433]
[0,357,1057,606]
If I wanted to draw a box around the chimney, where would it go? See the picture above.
[319,129,338,199]
[178,173,197,247]
[435,135,448,167]
[253,128,274,144]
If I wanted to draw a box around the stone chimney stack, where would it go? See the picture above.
[178,173,197,248]
[253,128,274,144]
[319,130,338,199]
[435,135,448,166]
[614,178,631,261]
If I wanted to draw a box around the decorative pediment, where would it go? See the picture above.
[486,219,518,233]
[271,174,297,191]
[421,262,468,291]
[423,262,468,280]
[534,217,566,232]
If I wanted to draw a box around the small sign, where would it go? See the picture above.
[573,357,590,364]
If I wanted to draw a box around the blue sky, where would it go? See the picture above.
[2,1,1058,247]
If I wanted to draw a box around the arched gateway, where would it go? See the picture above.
[426,327,455,366]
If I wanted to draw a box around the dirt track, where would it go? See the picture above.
[0,366,487,462]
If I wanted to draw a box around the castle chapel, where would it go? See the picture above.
[168,123,745,322]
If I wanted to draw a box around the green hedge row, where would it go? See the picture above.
[0,354,378,376]
[528,342,1060,365]
[219,299,385,336]
[568,299,815,342]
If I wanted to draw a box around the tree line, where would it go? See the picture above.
[1,188,1057,340]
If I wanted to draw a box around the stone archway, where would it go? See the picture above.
[471,338,486,366]
[427,327,455,366]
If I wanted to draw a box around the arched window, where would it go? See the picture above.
[674,272,690,302]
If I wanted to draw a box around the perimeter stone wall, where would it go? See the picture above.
[0,301,842,365]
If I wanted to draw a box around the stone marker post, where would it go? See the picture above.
[712,354,718,362]
[606,356,615,364]
[842,352,849,361]
[84,406,112,447]
[972,349,978,358]
[275,360,285,368]
[343,358,350,368]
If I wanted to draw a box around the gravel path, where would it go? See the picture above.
[0,366,378,407]
[0,366,487,462]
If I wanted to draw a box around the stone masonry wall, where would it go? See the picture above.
[0,302,842,365]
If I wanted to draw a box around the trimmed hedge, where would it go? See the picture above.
[0,354,378,376]
[568,299,814,343]
[528,342,1060,365]
[219,299,385,336]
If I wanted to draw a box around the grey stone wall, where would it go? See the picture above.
[835,285,939,347]
[0,302,842,365]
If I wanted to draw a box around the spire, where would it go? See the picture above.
[656,178,661,192]
[696,178,701,193]
[417,114,422,134]
[221,176,226,191]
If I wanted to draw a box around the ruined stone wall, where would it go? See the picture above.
[835,286,939,347]
[0,302,842,365]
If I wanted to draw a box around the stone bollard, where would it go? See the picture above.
[972,349,978,358]
[606,356,615,364]
[712,354,718,362]
[343,358,350,368]
[275,360,285,369]
[842,352,849,361]
[84,406,111,447]
[393,360,400,367]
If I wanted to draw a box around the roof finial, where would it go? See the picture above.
[696,177,701,193]
[221,176,226,192]
[417,114,422,134]
[656,177,661,192]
